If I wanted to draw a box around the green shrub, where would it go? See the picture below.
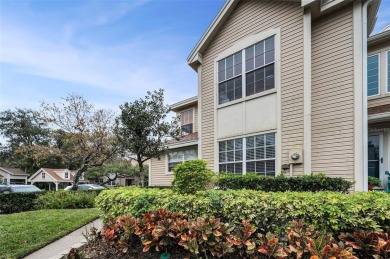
[171,159,214,194]
[34,190,100,209]
[368,176,382,186]
[95,187,390,233]
[216,173,353,193]
[0,192,43,213]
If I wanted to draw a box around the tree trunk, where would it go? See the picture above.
[72,163,87,190]
[139,162,144,187]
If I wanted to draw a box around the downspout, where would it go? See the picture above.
[362,0,372,192]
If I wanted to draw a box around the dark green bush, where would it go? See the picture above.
[0,192,44,213]
[95,187,390,233]
[171,159,214,194]
[216,173,353,193]
[34,190,101,209]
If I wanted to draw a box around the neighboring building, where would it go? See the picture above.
[367,25,390,188]
[28,168,88,191]
[0,167,29,185]
[150,97,198,186]
[149,0,384,191]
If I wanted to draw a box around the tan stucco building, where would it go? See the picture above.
[150,0,389,192]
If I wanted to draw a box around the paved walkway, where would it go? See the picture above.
[24,218,102,259]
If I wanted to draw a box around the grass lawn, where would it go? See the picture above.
[0,208,101,259]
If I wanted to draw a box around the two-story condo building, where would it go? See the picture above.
[150,0,388,192]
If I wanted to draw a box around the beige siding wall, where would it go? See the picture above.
[200,0,304,171]
[368,96,390,108]
[311,5,355,180]
[150,155,173,186]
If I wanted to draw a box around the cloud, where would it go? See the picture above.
[0,2,197,108]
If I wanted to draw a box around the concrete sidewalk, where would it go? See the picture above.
[24,218,102,259]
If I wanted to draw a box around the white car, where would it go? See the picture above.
[0,184,42,193]
[64,184,106,191]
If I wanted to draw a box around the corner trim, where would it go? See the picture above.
[303,8,312,174]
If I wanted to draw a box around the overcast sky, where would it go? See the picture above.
[1,0,389,112]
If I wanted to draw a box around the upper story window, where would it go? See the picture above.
[245,37,275,96]
[218,52,242,104]
[64,172,69,178]
[181,109,194,134]
[367,54,379,96]
[42,172,45,179]
[218,36,275,104]
[168,147,197,172]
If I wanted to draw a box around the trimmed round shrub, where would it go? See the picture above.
[171,159,214,194]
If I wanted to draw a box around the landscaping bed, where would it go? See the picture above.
[0,208,101,259]
[67,209,390,259]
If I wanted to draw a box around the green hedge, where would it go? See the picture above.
[95,187,390,233]
[34,190,101,209]
[216,173,354,193]
[0,192,44,213]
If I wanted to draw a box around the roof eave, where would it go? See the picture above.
[170,96,198,112]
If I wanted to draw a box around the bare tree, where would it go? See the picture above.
[41,94,118,189]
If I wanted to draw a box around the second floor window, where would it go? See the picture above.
[218,36,275,104]
[181,109,193,134]
[64,172,69,178]
[42,172,45,179]
[367,54,379,96]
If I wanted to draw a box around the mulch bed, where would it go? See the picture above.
[67,240,256,259]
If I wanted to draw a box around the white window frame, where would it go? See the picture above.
[180,108,195,134]
[367,53,380,97]
[387,50,390,93]
[218,132,276,176]
[214,29,280,109]
[166,146,198,174]
[64,172,69,179]
[216,34,276,106]
[42,172,45,179]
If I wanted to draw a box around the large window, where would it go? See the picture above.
[218,36,275,104]
[181,109,193,134]
[218,139,243,174]
[246,133,275,176]
[168,147,197,172]
[367,54,379,96]
[218,133,276,176]
[218,52,242,104]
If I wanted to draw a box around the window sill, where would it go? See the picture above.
[217,88,277,110]
[368,93,390,100]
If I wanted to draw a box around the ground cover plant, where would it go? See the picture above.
[95,187,390,234]
[0,208,101,259]
[69,210,390,259]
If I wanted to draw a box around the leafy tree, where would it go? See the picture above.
[0,108,53,173]
[115,89,179,186]
[41,94,118,189]
[85,161,146,185]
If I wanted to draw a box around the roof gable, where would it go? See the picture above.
[187,0,380,70]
